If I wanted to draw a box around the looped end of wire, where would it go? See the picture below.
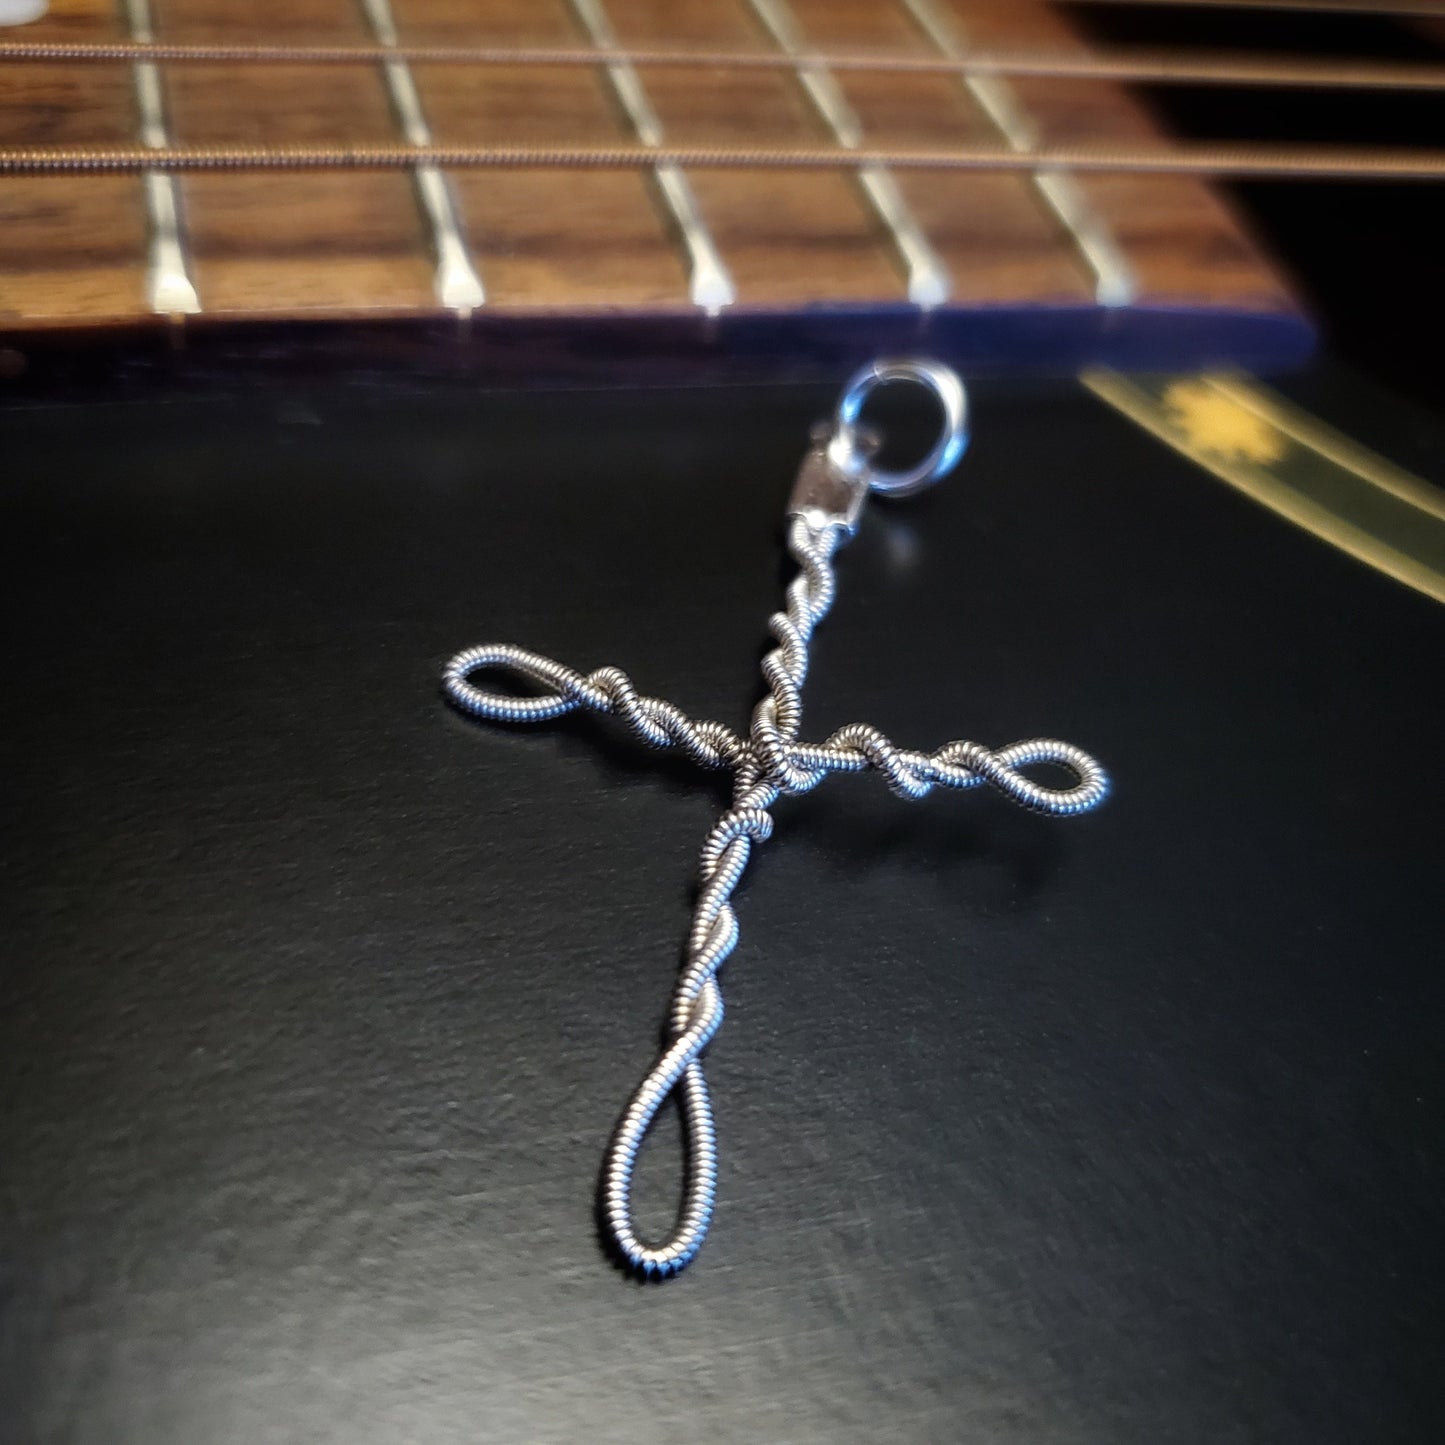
[985,738,1111,816]
[599,991,724,1281]
[442,643,584,723]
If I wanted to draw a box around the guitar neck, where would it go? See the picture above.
[0,0,1310,374]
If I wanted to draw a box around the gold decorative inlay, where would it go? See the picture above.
[1160,379,1286,466]
[1083,369,1445,608]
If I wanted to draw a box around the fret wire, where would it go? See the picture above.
[742,0,950,309]
[899,0,1136,309]
[118,0,200,318]
[5,41,1444,93]
[567,0,734,315]
[4,141,1442,179]
[357,0,485,314]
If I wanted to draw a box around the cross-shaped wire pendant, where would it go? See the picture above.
[443,360,1110,1278]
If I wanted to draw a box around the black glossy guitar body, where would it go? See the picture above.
[2,356,1442,1442]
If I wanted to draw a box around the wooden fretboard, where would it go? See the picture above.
[0,0,1309,371]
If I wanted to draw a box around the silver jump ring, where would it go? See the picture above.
[831,358,969,498]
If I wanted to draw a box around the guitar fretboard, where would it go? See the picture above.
[0,0,1303,368]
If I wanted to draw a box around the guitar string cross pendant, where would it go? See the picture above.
[442,360,1110,1278]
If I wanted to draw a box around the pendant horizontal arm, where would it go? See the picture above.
[443,642,746,771]
[444,645,1109,816]
[786,728,1110,814]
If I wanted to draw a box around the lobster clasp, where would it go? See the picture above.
[787,421,876,533]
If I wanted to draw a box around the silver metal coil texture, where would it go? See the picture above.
[443,510,1108,1276]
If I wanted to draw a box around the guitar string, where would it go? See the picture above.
[2,40,1442,93]
[2,140,1442,180]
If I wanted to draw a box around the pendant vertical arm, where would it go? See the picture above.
[597,516,846,1276]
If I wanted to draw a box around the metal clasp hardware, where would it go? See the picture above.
[787,422,875,533]
[788,357,971,532]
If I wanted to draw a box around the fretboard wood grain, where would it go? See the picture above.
[954,0,1292,310]
[401,0,692,308]
[0,1,148,325]
[0,0,1308,369]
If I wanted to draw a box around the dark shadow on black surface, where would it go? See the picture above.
[439,693,743,814]
[440,672,1072,907]
[777,789,1070,913]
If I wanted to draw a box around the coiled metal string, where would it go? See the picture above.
[443,511,1108,1277]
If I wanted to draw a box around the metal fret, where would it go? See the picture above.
[744,0,950,308]
[567,0,735,314]
[358,0,484,314]
[119,0,199,317]
[899,0,1137,307]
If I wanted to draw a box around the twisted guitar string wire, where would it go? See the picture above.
[443,514,1107,1276]
[602,515,845,1276]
